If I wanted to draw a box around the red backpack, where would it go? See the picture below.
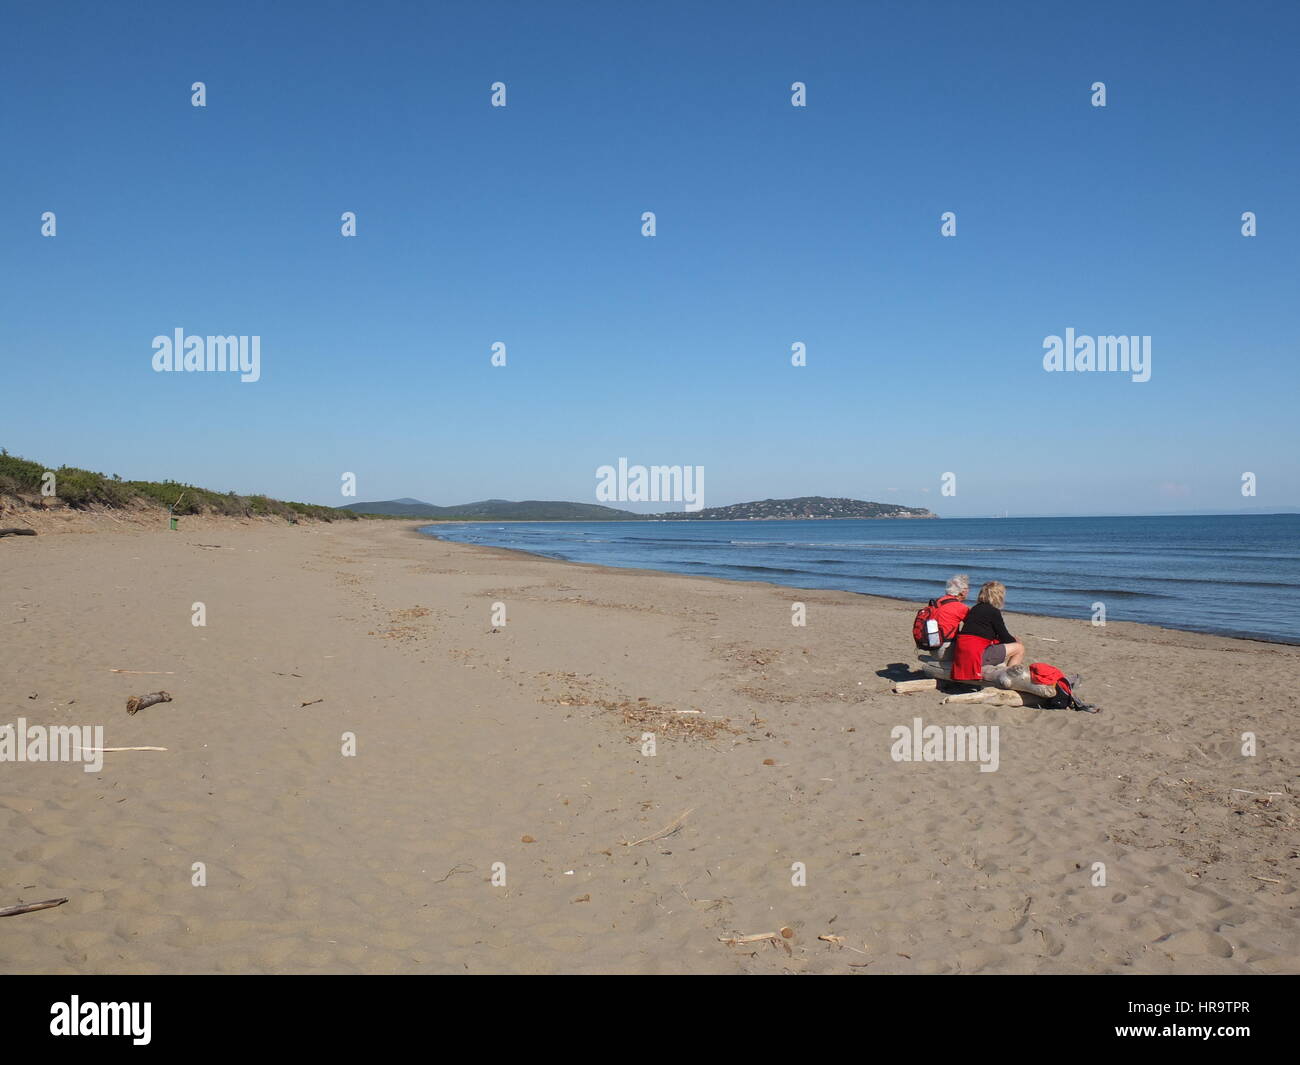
[913,595,961,650]
[1029,662,1096,711]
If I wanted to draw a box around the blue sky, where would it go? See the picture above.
[2,0,1297,517]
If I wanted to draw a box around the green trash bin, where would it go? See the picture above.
[168,516,178,531]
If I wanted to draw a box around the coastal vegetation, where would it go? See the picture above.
[0,450,356,522]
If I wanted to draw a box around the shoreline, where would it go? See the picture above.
[3,518,1296,974]
[412,524,1300,650]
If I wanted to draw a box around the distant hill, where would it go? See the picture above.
[342,498,638,520]
[650,496,937,520]
[343,495,936,521]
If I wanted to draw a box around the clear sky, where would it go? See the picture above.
[2,0,1297,517]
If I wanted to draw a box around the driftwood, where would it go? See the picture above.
[0,528,37,537]
[719,932,780,945]
[83,746,168,752]
[622,808,692,847]
[719,927,794,952]
[126,690,172,715]
[917,654,1057,698]
[892,678,938,694]
[109,669,175,675]
[0,897,67,917]
[941,688,1028,707]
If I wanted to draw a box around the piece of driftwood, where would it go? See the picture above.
[892,678,938,694]
[941,689,1028,706]
[622,808,692,847]
[917,654,1057,697]
[0,528,37,537]
[126,690,172,715]
[719,932,780,946]
[0,897,67,917]
[109,669,175,675]
[83,746,168,752]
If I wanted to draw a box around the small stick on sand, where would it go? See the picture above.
[300,698,323,708]
[719,932,779,946]
[126,691,172,715]
[82,746,168,752]
[0,898,68,918]
[623,808,692,847]
[109,669,175,675]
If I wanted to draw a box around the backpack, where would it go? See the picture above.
[1029,662,1099,712]
[913,595,961,650]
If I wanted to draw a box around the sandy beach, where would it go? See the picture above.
[2,516,1296,974]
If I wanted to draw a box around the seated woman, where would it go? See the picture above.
[951,581,1025,682]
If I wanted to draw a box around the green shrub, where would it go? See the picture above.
[0,448,344,522]
[0,452,46,493]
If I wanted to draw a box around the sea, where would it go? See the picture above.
[420,514,1300,645]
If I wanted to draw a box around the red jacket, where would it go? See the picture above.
[932,597,970,641]
[951,634,995,682]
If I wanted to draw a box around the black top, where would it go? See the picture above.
[960,601,1015,644]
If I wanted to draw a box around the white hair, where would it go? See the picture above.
[945,574,970,597]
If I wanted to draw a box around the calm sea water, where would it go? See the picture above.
[420,514,1300,644]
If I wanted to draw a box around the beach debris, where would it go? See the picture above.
[433,863,473,883]
[1250,875,1282,884]
[780,926,794,939]
[538,671,740,741]
[892,678,938,694]
[126,691,172,715]
[719,932,780,946]
[941,689,1027,707]
[818,934,845,945]
[521,835,536,843]
[622,808,692,847]
[718,929,793,954]
[0,897,67,918]
[572,894,591,903]
[300,698,323,708]
[109,669,175,675]
[82,746,168,753]
[0,528,37,537]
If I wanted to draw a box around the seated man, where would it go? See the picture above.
[934,573,970,652]
[916,574,970,659]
